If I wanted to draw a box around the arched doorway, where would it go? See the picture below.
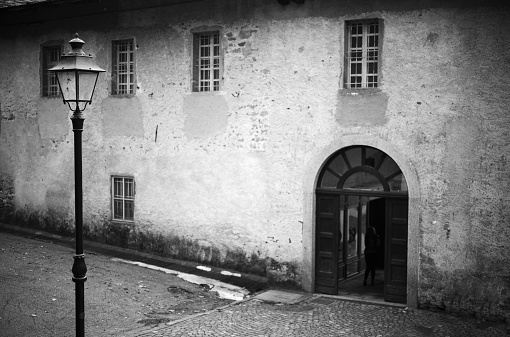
[314,145,408,303]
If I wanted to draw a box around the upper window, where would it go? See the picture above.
[42,45,62,97]
[192,31,222,92]
[112,176,135,221]
[112,39,136,95]
[345,19,381,89]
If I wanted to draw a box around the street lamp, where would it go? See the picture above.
[49,33,105,337]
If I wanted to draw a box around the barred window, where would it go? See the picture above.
[345,20,381,89]
[42,45,62,97]
[193,31,221,92]
[112,39,135,95]
[112,176,134,221]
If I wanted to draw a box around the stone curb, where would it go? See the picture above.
[319,293,407,309]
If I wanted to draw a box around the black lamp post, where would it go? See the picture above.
[49,33,105,337]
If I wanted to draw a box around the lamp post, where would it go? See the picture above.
[49,33,105,337]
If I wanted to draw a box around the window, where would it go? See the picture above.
[112,39,135,95]
[42,45,62,97]
[345,19,380,89]
[193,31,221,92]
[112,176,134,221]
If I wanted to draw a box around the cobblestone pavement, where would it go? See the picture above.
[128,296,508,337]
[1,225,508,337]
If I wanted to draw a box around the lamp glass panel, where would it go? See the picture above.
[78,71,99,102]
[57,71,77,102]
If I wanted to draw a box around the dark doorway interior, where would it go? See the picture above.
[368,197,385,270]
[337,197,386,302]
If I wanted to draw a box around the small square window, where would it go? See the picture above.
[112,176,134,221]
[112,39,136,95]
[345,20,381,89]
[41,45,62,97]
[192,31,222,92]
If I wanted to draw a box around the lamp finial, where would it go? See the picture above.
[69,33,86,56]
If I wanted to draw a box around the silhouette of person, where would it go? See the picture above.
[363,226,380,286]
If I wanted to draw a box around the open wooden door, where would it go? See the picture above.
[384,198,408,303]
[315,194,339,294]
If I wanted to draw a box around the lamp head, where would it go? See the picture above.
[49,33,105,112]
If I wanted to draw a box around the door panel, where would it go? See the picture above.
[384,199,408,303]
[315,194,339,294]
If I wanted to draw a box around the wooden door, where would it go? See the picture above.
[315,194,339,294]
[384,198,408,303]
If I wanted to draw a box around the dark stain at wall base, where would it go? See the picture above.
[5,208,301,287]
[265,258,301,289]
[94,223,302,287]
[0,175,15,222]
[10,208,74,237]
[418,254,510,323]
[125,227,301,287]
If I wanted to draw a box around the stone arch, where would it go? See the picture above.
[301,135,420,307]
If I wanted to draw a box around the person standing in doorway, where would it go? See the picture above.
[363,226,380,286]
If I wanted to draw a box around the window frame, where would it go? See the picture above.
[111,38,136,96]
[344,19,382,89]
[41,43,63,98]
[111,176,135,222]
[192,30,223,92]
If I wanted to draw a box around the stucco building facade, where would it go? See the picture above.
[0,0,509,322]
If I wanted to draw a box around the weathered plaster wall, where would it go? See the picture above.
[382,8,510,319]
[0,0,509,320]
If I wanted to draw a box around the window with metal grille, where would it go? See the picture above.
[345,20,381,89]
[42,45,62,97]
[112,176,134,221]
[193,31,221,92]
[112,39,135,95]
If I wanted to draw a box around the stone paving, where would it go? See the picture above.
[1,224,508,337]
[126,294,508,337]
